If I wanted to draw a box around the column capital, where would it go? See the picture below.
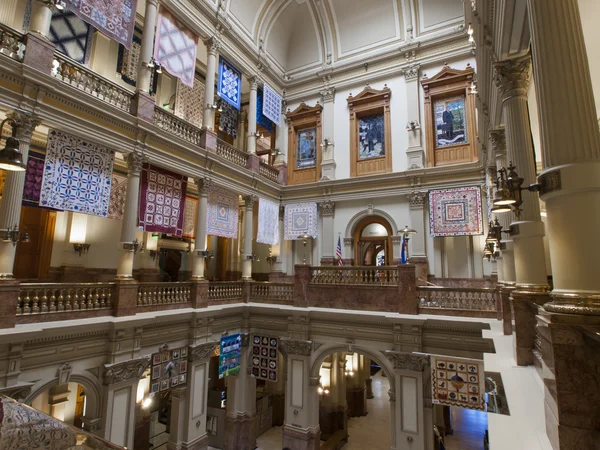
[319,87,336,103]
[489,128,507,156]
[243,194,257,208]
[247,76,260,91]
[281,99,288,113]
[203,36,221,56]
[194,177,212,196]
[388,389,396,402]
[385,351,429,371]
[125,151,144,175]
[407,191,427,208]
[280,338,312,356]
[189,341,219,362]
[145,0,159,7]
[404,63,421,81]
[494,55,532,101]
[103,356,150,386]
[279,204,285,219]
[319,200,335,217]
[6,112,41,144]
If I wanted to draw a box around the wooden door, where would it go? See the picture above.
[13,207,56,280]
[216,237,229,281]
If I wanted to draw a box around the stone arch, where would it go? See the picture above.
[345,208,399,239]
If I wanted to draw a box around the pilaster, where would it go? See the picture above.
[404,64,425,169]
[319,201,335,265]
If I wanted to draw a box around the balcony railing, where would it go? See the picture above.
[250,282,294,304]
[17,283,114,315]
[259,160,279,182]
[216,139,249,168]
[0,24,25,62]
[154,106,202,145]
[52,53,133,112]
[310,266,400,285]
[208,281,245,302]
[417,286,498,315]
[137,282,192,306]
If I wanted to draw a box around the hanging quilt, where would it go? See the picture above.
[218,56,242,110]
[431,355,486,411]
[256,88,273,133]
[138,163,187,236]
[174,76,205,128]
[284,202,318,240]
[108,173,127,220]
[154,7,198,88]
[429,187,483,237]
[22,149,47,208]
[206,186,239,239]
[117,25,158,95]
[40,130,114,217]
[50,9,93,64]
[64,0,137,49]
[183,196,198,238]
[251,335,279,382]
[257,198,279,246]
[217,93,238,139]
[263,83,282,127]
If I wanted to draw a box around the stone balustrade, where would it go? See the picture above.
[0,23,24,61]
[216,139,250,167]
[310,266,400,285]
[250,282,294,305]
[417,286,499,318]
[17,283,114,316]
[208,281,245,304]
[154,106,202,145]
[259,160,279,182]
[137,282,192,306]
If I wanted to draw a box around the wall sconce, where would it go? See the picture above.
[123,238,145,254]
[198,249,214,260]
[53,0,66,10]
[246,253,260,262]
[317,385,330,395]
[0,226,29,245]
[73,243,91,257]
[249,131,264,139]
[266,255,277,267]
[145,58,162,74]
[0,118,26,171]
[320,138,334,148]
[273,149,284,157]
[206,102,222,113]
[405,121,421,131]
[398,225,417,260]
[298,233,311,265]
[492,161,541,219]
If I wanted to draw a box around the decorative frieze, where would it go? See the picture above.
[103,356,151,386]
[280,338,312,356]
[189,341,219,362]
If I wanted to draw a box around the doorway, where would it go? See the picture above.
[353,216,393,265]
[13,206,56,280]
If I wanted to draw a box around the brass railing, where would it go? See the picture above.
[259,160,279,182]
[250,282,294,302]
[208,281,245,301]
[17,283,115,315]
[154,106,202,145]
[216,139,249,168]
[52,53,133,112]
[310,266,400,285]
[0,24,25,61]
[416,286,497,312]
[137,282,192,306]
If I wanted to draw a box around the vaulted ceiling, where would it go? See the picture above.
[224,0,465,78]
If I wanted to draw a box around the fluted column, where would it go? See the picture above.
[29,0,52,38]
[406,191,428,282]
[241,195,256,280]
[247,77,259,155]
[116,152,144,279]
[191,178,210,280]
[0,113,39,278]
[136,0,159,94]
[202,37,220,130]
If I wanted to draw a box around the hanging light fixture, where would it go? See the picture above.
[0,118,26,171]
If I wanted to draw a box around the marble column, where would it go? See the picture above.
[247,77,259,155]
[202,37,219,130]
[273,101,288,184]
[404,64,425,169]
[136,0,158,94]
[407,191,428,283]
[527,0,600,446]
[320,87,336,180]
[319,201,335,265]
[0,113,39,278]
[116,152,144,279]
[191,178,210,280]
[29,0,52,37]
[22,1,55,74]
[495,55,550,365]
[241,195,255,280]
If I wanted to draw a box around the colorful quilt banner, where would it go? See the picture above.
[150,346,188,393]
[429,187,483,237]
[218,56,242,110]
[108,173,127,220]
[257,198,279,246]
[22,149,47,208]
[138,163,187,236]
[174,76,205,128]
[217,93,238,138]
[183,196,198,238]
[64,0,136,49]
[117,26,158,95]
[263,83,281,127]
[219,334,242,379]
[256,88,273,133]
[284,202,318,240]
[251,335,279,382]
[431,355,486,411]
[206,187,239,239]
[40,130,114,216]
[154,8,198,88]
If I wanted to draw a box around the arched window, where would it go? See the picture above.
[352,216,393,265]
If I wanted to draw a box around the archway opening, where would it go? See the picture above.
[31,382,88,430]
[353,216,393,265]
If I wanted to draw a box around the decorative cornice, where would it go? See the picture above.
[280,339,312,356]
[494,55,531,101]
[103,356,150,386]
[320,200,335,217]
[189,341,219,362]
[385,351,429,371]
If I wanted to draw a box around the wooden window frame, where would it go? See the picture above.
[347,85,392,177]
[421,64,478,167]
[286,103,322,185]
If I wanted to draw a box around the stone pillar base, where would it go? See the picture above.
[273,162,287,185]
[500,285,516,335]
[113,280,138,317]
[190,280,209,309]
[511,288,550,366]
[409,256,429,286]
[246,154,260,174]
[23,33,55,74]
[200,129,217,152]
[130,91,155,122]
[223,412,256,450]
[282,425,320,450]
[0,280,18,328]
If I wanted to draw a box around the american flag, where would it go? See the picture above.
[336,236,343,266]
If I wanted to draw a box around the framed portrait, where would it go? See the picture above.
[172,349,180,360]
[296,128,317,169]
[161,351,170,363]
[434,95,467,148]
[171,376,179,387]
[152,365,161,380]
[160,379,169,391]
[180,360,188,374]
[179,374,187,384]
[151,382,160,394]
[152,353,162,366]
[358,113,385,159]
[181,348,188,358]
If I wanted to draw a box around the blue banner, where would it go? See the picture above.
[219,333,242,379]
[218,56,242,110]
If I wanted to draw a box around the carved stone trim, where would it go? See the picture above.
[243,195,257,209]
[126,151,144,176]
[0,383,34,402]
[404,64,420,81]
[385,351,429,371]
[320,87,335,103]
[320,200,335,217]
[194,177,212,196]
[538,169,562,196]
[308,376,321,387]
[489,128,506,156]
[407,191,427,208]
[388,389,396,402]
[494,55,532,101]
[189,341,219,362]
[7,112,41,143]
[103,356,151,386]
[57,362,72,385]
[204,36,220,56]
[280,339,312,356]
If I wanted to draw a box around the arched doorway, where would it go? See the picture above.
[30,381,89,429]
[353,216,393,265]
